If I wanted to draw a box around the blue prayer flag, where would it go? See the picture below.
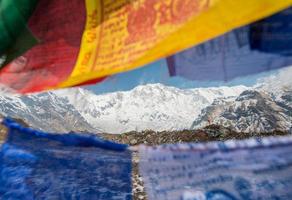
[0,118,132,200]
[139,136,292,200]
[167,7,292,81]
[250,7,292,56]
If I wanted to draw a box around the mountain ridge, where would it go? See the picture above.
[0,81,290,134]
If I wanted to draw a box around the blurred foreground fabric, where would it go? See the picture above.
[167,7,292,81]
[0,0,291,93]
[139,136,292,200]
[0,119,132,200]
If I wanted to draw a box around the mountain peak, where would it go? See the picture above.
[192,89,291,133]
[0,82,290,134]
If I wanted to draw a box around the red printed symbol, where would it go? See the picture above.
[126,0,157,44]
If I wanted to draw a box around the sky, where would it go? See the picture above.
[85,58,280,95]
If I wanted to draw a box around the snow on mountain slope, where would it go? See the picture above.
[0,91,97,133]
[255,66,292,96]
[191,67,292,133]
[0,77,290,134]
[59,84,247,133]
[191,90,292,133]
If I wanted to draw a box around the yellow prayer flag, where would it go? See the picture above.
[59,0,292,88]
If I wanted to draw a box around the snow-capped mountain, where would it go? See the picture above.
[0,91,97,133]
[0,84,246,134]
[191,67,292,133]
[0,67,291,134]
[191,90,292,133]
[59,84,247,133]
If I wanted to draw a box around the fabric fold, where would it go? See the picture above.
[167,7,292,81]
[139,136,292,200]
[0,118,132,200]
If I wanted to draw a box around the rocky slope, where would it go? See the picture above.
[0,68,291,134]
[0,92,97,133]
[60,84,247,133]
[191,90,292,133]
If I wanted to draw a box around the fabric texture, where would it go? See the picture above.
[0,118,132,200]
[250,7,292,56]
[167,7,292,81]
[58,0,292,89]
[0,0,38,65]
[139,136,292,200]
[0,0,89,93]
[0,0,291,93]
